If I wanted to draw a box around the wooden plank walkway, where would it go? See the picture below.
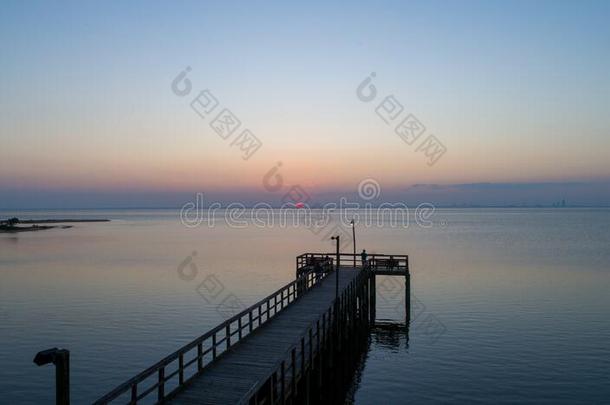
[168,266,362,405]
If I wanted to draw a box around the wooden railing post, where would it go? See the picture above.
[320,314,325,385]
[178,353,184,385]
[158,367,165,401]
[197,342,203,371]
[130,384,137,404]
[291,348,297,397]
[212,334,217,359]
[308,328,313,368]
[266,298,270,319]
[258,306,262,326]
[280,361,286,404]
[270,372,277,403]
[301,337,305,376]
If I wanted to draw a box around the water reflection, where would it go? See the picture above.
[346,320,410,404]
[371,320,410,352]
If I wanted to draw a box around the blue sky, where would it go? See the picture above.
[1,1,610,207]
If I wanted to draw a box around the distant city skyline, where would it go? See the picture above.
[2,1,610,208]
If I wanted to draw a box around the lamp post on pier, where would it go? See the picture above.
[350,219,356,267]
[330,235,340,299]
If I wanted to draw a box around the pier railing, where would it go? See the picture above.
[296,252,408,274]
[295,254,333,278]
[93,266,330,404]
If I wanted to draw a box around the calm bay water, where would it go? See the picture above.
[1,208,609,404]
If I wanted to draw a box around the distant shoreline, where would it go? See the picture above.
[18,219,110,224]
[0,219,110,233]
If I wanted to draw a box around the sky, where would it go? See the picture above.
[1,0,610,208]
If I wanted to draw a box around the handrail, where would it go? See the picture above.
[93,266,331,404]
[296,252,408,260]
[297,252,408,272]
[296,255,333,278]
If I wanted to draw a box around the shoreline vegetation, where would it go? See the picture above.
[0,218,110,233]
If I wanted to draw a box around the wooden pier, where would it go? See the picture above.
[90,253,409,404]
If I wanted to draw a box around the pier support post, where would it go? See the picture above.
[365,276,369,327]
[369,274,376,325]
[405,272,411,322]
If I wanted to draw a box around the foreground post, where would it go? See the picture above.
[33,348,70,405]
